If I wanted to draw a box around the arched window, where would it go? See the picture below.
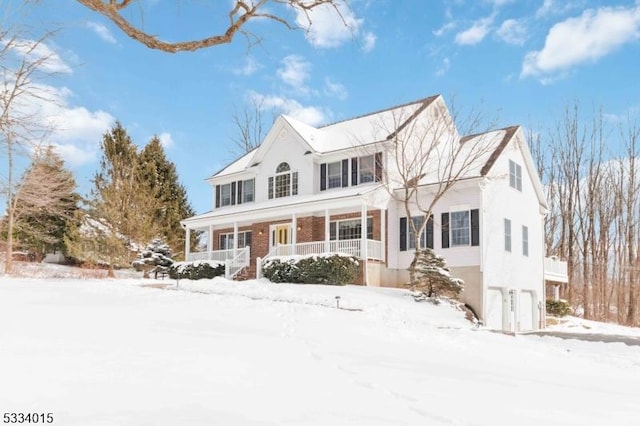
[276,162,290,173]
[268,162,298,199]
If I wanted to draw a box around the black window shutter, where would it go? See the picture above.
[245,231,252,248]
[441,212,450,248]
[400,217,407,251]
[351,158,358,186]
[426,215,434,249]
[374,152,383,182]
[341,159,349,187]
[268,177,274,199]
[215,185,220,208]
[231,182,237,205]
[320,163,327,191]
[471,209,480,246]
[237,180,243,205]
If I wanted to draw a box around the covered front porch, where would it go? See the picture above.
[181,186,390,283]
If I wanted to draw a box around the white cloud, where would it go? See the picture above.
[496,19,528,45]
[435,57,451,76]
[86,22,116,44]
[249,92,328,126]
[277,55,312,94]
[233,56,261,76]
[536,0,555,18]
[521,5,640,80]
[362,31,376,52]
[294,1,373,50]
[158,132,174,148]
[433,21,457,37]
[324,78,348,100]
[454,15,495,45]
[8,39,72,73]
[51,143,97,168]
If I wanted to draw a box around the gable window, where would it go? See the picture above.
[522,225,529,256]
[329,218,373,241]
[504,219,512,252]
[509,160,522,191]
[399,215,433,251]
[215,178,254,208]
[441,209,480,248]
[269,162,298,199]
[220,231,252,250]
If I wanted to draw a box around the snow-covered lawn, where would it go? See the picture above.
[1,276,639,425]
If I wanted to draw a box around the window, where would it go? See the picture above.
[401,216,433,250]
[329,218,373,241]
[327,161,342,188]
[242,179,254,203]
[451,211,470,247]
[220,183,232,207]
[215,178,254,208]
[522,225,529,256]
[509,160,522,191]
[441,210,479,248]
[220,231,252,250]
[359,155,375,183]
[504,219,512,252]
[269,162,298,199]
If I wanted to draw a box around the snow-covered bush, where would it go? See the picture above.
[132,238,174,277]
[168,260,225,280]
[407,249,463,299]
[546,299,572,317]
[263,253,359,285]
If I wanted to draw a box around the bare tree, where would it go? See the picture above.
[231,97,269,155]
[74,0,345,53]
[0,22,60,274]
[369,96,497,291]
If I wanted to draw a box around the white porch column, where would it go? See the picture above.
[233,222,238,257]
[208,224,213,260]
[185,227,191,260]
[361,203,368,286]
[380,209,386,262]
[292,213,297,255]
[324,209,330,252]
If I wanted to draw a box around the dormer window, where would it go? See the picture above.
[269,162,298,199]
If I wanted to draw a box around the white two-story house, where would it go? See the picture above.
[181,95,567,331]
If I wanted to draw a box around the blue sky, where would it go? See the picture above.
[9,0,640,214]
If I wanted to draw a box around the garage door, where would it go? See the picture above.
[485,288,504,330]
[519,291,534,331]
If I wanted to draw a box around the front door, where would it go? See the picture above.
[271,224,291,247]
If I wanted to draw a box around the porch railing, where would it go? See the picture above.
[268,239,383,261]
[544,256,569,283]
[187,248,236,262]
[225,246,251,279]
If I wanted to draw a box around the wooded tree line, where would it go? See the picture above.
[532,104,640,326]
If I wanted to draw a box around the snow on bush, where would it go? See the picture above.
[168,260,225,280]
[132,238,174,277]
[263,253,359,285]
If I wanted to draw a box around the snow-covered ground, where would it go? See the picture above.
[1,276,639,425]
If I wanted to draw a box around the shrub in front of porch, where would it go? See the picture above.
[263,254,359,285]
[168,260,225,280]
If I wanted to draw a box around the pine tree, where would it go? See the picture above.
[138,136,195,259]
[408,248,464,299]
[88,122,154,274]
[9,146,79,260]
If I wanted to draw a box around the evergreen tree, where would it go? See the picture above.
[132,238,174,278]
[9,146,79,260]
[138,136,195,259]
[408,248,464,300]
[87,122,154,273]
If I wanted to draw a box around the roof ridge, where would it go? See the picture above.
[319,94,441,129]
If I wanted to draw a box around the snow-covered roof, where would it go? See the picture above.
[212,96,441,179]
